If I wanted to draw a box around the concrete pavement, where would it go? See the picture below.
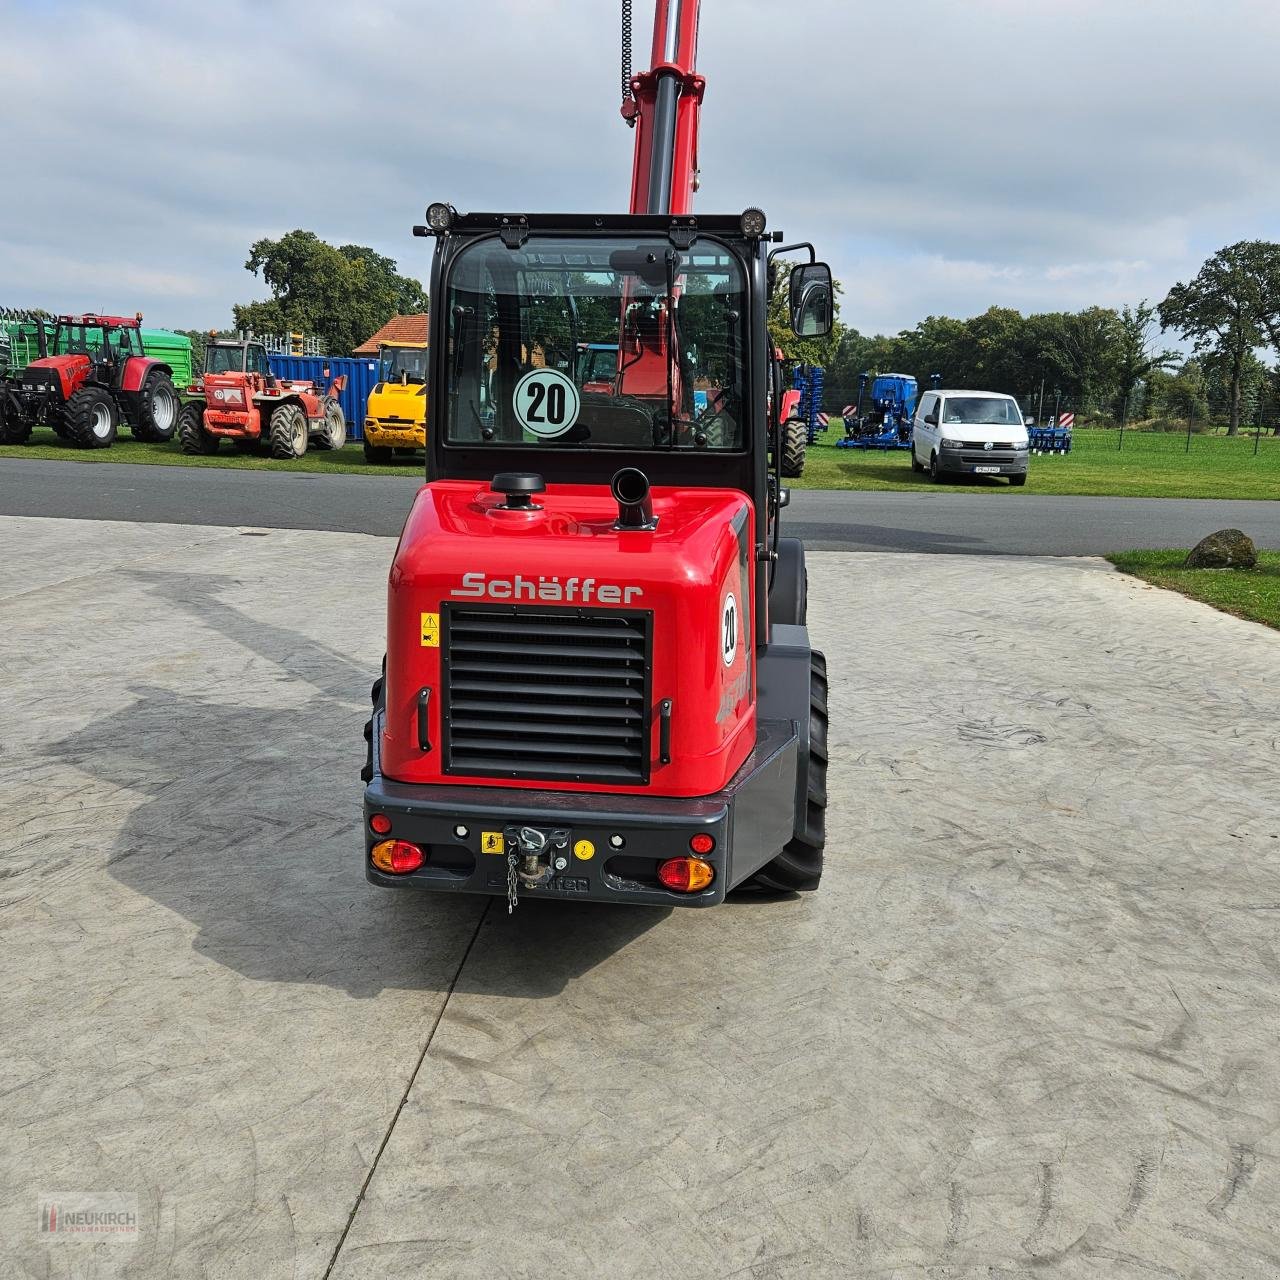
[1,457,1277,553]
[1,516,1278,1277]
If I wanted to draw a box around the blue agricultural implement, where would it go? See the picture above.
[837,372,916,450]
[791,363,826,444]
[1028,423,1072,454]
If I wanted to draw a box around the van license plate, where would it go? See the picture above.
[973,465,1001,474]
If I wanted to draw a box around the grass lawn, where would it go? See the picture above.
[2,424,1278,500]
[1,427,422,476]
[791,428,1280,499]
[1107,549,1280,630]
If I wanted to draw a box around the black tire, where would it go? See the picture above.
[769,537,807,626]
[178,402,219,455]
[46,403,67,437]
[63,387,119,448]
[269,403,307,459]
[910,444,924,473]
[310,400,346,450]
[0,387,32,444]
[750,650,828,892]
[132,371,179,442]
[363,440,393,464]
[1010,473,1027,487]
[780,418,807,478]
[361,668,386,784]
[929,451,944,483]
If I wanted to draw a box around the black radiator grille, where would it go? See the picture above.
[442,604,652,784]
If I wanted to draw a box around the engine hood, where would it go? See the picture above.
[382,478,758,797]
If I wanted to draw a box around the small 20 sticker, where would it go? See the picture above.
[420,612,440,647]
[480,831,505,855]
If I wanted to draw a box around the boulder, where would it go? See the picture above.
[1184,528,1257,569]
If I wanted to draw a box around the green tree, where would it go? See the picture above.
[1152,358,1210,423]
[232,230,428,356]
[1031,307,1121,414]
[1159,245,1264,435]
[1111,301,1179,423]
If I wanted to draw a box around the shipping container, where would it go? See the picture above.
[267,354,382,442]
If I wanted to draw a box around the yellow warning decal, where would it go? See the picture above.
[420,612,440,647]
[573,839,596,861]
[481,831,505,855]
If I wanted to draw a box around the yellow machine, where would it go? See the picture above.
[363,342,427,462]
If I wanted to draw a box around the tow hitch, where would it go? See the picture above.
[503,825,571,912]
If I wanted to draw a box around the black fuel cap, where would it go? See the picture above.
[490,472,546,509]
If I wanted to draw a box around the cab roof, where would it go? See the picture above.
[57,314,141,328]
[932,389,1020,399]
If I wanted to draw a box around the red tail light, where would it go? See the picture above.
[369,813,392,835]
[371,839,424,874]
[658,857,714,892]
[689,833,715,855]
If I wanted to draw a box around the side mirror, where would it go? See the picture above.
[924,412,938,426]
[789,262,834,338]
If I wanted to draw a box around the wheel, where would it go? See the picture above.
[928,451,945,483]
[132,372,179,442]
[780,418,806,478]
[1010,473,1027,487]
[178,402,219,455]
[0,387,32,444]
[910,443,924,473]
[310,400,346,450]
[46,403,67,437]
[63,387,118,448]
[269,403,308,459]
[361,666,386,784]
[749,650,828,892]
[363,440,393,464]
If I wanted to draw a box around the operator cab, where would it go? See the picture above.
[381,344,428,385]
[418,208,831,571]
[204,341,272,378]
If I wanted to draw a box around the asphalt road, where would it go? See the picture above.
[1,457,1277,554]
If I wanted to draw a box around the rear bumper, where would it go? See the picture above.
[362,720,799,907]
[364,421,424,448]
[204,411,257,437]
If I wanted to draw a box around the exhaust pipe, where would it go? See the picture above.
[611,467,656,530]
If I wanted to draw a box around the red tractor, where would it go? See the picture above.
[360,1,836,909]
[177,338,346,458]
[0,314,178,448]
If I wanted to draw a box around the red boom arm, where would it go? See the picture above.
[623,0,704,216]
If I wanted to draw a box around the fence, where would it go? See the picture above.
[266,354,381,441]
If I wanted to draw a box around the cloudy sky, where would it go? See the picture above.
[2,0,1278,337]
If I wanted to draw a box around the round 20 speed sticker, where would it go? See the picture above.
[513,367,581,439]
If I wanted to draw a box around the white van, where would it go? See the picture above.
[911,389,1029,485]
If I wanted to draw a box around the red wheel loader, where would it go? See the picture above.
[362,0,834,908]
